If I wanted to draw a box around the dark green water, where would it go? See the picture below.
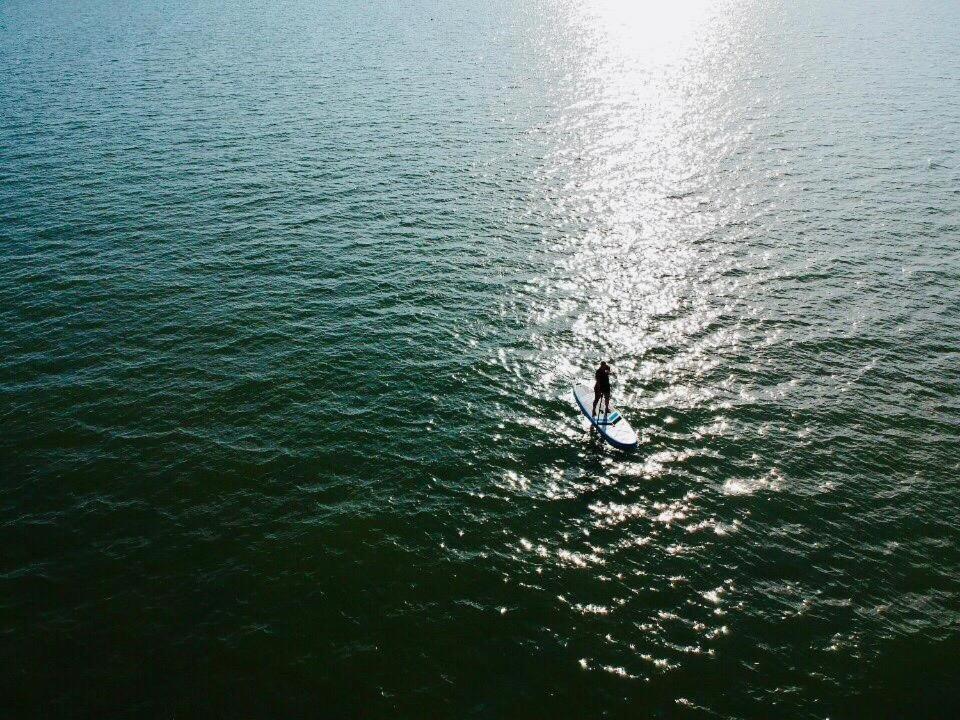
[2,0,959,717]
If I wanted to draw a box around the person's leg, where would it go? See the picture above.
[592,390,600,417]
[604,390,611,414]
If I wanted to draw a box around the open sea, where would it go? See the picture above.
[2,0,959,717]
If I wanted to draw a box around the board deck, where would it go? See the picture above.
[572,383,638,450]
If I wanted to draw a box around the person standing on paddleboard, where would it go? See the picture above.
[592,360,615,417]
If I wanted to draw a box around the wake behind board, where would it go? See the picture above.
[572,383,638,450]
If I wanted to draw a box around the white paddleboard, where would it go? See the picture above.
[572,383,638,450]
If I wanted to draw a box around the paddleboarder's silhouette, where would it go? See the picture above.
[591,360,614,417]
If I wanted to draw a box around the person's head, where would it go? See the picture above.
[600,360,608,369]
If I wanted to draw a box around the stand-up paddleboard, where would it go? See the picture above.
[572,383,638,450]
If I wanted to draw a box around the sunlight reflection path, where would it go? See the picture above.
[491,0,775,686]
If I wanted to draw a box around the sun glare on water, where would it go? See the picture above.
[519,0,753,412]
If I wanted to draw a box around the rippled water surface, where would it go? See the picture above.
[2,0,960,717]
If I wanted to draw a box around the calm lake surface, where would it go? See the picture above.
[2,0,959,717]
